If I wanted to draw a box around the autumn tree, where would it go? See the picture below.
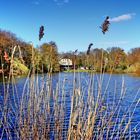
[40,42,60,72]
[0,29,33,67]
[107,47,127,71]
[127,47,140,73]
[87,48,107,71]
[127,48,140,66]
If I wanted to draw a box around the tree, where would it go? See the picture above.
[127,48,140,66]
[76,52,87,68]
[127,48,140,73]
[0,29,37,75]
[87,48,106,71]
[107,47,127,71]
[40,42,60,72]
[0,29,33,66]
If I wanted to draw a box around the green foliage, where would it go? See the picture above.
[12,58,29,75]
[40,42,60,72]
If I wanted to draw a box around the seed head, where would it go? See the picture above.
[39,25,44,41]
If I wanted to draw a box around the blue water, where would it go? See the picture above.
[0,73,140,139]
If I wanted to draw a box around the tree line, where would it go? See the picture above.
[0,29,140,74]
[61,47,140,74]
[0,29,60,74]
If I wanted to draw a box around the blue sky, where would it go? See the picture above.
[0,0,140,52]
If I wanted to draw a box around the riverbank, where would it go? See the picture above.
[63,69,140,77]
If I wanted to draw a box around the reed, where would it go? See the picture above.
[0,48,140,140]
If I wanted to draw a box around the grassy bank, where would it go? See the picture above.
[64,68,140,76]
[64,68,126,74]
[64,69,95,73]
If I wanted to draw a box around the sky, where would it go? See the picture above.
[0,0,140,53]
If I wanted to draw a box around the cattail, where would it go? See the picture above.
[87,43,93,55]
[73,49,78,61]
[115,50,124,65]
[39,25,44,41]
[74,49,78,55]
[100,16,110,34]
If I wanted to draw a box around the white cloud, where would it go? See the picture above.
[110,13,136,22]
[53,0,69,6]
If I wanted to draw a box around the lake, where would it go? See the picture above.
[0,72,140,139]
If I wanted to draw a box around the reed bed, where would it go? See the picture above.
[0,49,140,139]
[0,70,140,139]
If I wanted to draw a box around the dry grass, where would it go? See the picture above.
[0,48,140,139]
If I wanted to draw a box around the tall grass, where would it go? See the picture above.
[0,48,140,139]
